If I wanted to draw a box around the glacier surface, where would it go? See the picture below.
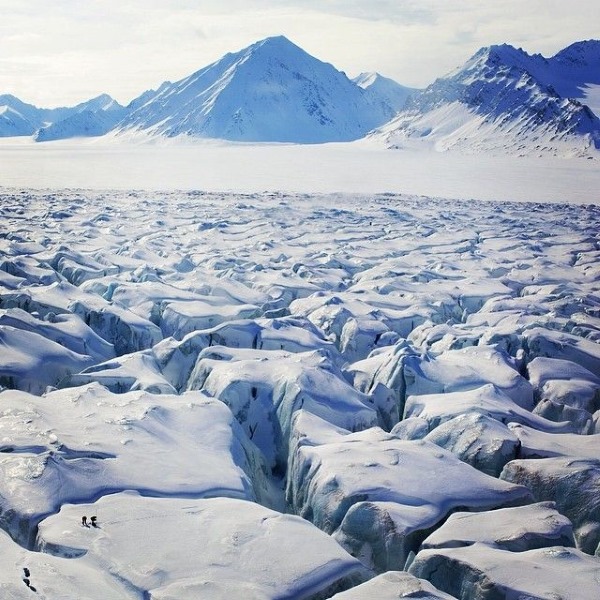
[0,188,598,598]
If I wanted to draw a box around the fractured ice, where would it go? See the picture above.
[0,189,599,598]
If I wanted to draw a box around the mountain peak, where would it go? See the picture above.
[0,93,23,105]
[376,39,600,157]
[243,35,314,65]
[253,35,295,48]
[464,43,540,73]
[353,72,417,113]
[236,35,303,59]
[354,72,382,88]
[117,34,392,143]
[553,39,600,66]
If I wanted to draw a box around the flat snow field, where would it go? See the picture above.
[0,136,599,203]
[0,151,599,598]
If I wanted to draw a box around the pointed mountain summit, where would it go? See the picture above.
[35,94,126,141]
[548,40,600,114]
[373,41,600,157]
[72,93,125,114]
[553,39,600,67]
[117,36,394,143]
[353,72,417,113]
[0,91,127,140]
[0,94,47,136]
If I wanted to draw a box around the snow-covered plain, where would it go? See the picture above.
[0,136,599,203]
[1,185,599,598]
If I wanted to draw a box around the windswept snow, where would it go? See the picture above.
[1,136,599,203]
[410,545,600,600]
[36,492,372,599]
[0,385,275,546]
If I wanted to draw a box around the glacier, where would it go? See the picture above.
[0,187,598,598]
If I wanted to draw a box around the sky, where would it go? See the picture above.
[1,0,598,107]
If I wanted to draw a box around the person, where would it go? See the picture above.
[90,515,97,527]
[82,515,88,526]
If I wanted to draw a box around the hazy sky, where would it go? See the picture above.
[1,1,598,107]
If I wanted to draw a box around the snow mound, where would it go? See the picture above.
[288,426,531,571]
[0,384,274,546]
[0,528,138,599]
[421,502,575,552]
[410,544,600,600]
[424,413,520,477]
[0,324,96,393]
[501,457,600,554]
[403,346,533,409]
[330,570,456,599]
[37,492,372,599]
[404,384,574,433]
[509,423,600,460]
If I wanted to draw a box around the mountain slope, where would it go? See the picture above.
[0,94,46,136]
[35,109,121,141]
[0,104,37,137]
[35,94,126,141]
[0,92,126,140]
[117,36,395,143]
[353,72,417,113]
[0,94,94,136]
[373,41,600,157]
[548,40,600,115]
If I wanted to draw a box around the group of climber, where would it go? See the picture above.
[81,515,98,527]
[22,567,36,593]
[19,517,101,593]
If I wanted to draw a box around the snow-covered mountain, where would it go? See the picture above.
[3,37,600,153]
[373,41,600,157]
[353,72,417,113]
[0,103,37,137]
[35,109,120,141]
[35,94,126,141]
[548,40,600,115]
[116,36,395,143]
[0,94,50,136]
[0,92,125,140]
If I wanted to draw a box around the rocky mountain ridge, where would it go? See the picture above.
[1,37,599,155]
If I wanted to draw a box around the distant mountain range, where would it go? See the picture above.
[353,71,416,114]
[1,36,599,156]
[373,40,600,157]
[0,93,126,139]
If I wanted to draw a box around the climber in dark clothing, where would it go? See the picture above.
[82,515,88,527]
[90,515,97,527]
